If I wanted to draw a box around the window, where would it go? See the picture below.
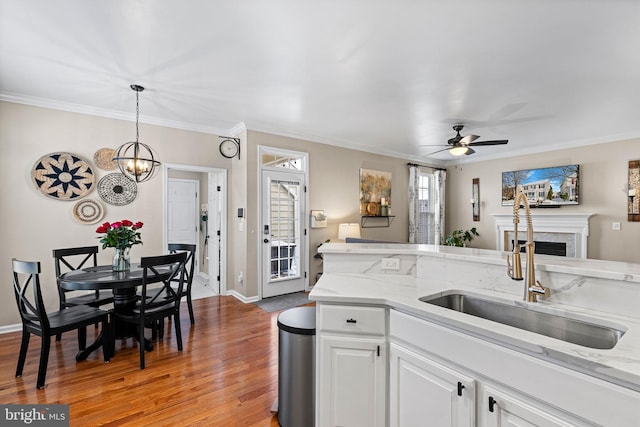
[416,172,435,244]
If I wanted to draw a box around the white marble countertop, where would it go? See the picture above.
[319,242,640,283]
[310,243,640,392]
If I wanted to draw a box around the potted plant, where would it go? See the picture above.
[445,227,479,247]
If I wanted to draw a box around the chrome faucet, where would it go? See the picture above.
[506,191,550,302]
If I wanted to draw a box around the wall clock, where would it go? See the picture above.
[219,138,240,159]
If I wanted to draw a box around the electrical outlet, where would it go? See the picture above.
[612,222,621,231]
[381,257,400,270]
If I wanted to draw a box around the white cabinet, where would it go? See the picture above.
[390,343,475,427]
[389,309,634,427]
[316,304,387,427]
[478,385,592,427]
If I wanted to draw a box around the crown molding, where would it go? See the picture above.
[0,91,232,137]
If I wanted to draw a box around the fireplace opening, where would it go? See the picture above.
[512,240,567,257]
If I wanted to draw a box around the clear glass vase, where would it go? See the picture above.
[112,247,131,272]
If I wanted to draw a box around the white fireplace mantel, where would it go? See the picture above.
[491,212,595,258]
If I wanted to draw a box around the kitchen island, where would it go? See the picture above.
[309,243,640,427]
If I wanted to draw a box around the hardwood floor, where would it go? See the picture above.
[0,296,314,426]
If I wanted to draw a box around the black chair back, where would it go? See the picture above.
[168,243,197,324]
[168,243,196,288]
[13,259,48,332]
[138,252,188,316]
[53,246,98,276]
[53,246,100,304]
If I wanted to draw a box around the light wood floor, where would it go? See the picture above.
[0,296,314,426]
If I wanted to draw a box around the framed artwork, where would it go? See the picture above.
[472,178,480,221]
[629,160,639,222]
[502,164,579,206]
[359,168,391,215]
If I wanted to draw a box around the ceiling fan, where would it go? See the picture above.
[423,125,509,156]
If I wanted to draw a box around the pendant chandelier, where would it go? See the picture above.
[113,84,161,183]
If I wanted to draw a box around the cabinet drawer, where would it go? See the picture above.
[318,304,386,335]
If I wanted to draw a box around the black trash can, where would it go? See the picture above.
[277,306,316,427]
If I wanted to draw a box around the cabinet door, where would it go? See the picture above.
[317,335,386,427]
[390,343,475,427]
[480,385,595,427]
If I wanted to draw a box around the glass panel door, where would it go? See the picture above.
[261,169,305,298]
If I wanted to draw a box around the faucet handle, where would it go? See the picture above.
[529,281,550,298]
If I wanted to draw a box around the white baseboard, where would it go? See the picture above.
[227,290,259,304]
[0,323,22,334]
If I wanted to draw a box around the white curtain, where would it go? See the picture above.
[408,164,446,244]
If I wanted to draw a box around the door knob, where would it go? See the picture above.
[264,238,269,243]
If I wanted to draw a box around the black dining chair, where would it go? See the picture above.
[112,252,187,369]
[147,243,196,341]
[53,246,114,342]
[53,246,115,309]
[169,243,197,324]
[12,259,110,389]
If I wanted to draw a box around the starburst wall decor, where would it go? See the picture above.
[31,152,95,200]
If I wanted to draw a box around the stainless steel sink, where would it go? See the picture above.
[419,292,625,350]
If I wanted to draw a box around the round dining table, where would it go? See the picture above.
[59,264,171,360]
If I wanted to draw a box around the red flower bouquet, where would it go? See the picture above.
[96,220,144,250]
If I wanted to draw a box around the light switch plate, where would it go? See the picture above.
[612,222,621,231]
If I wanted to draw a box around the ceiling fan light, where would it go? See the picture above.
[449,146,469,156]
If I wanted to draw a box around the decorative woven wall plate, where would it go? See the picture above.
[31,152,95,200]
[97,173,137,206]
[72,199,104,224]
[94,147,117,170]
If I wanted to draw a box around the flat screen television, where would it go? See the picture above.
[502,164,579,206]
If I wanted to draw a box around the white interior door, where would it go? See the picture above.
[261,169,306,298]
[168,179,199,248]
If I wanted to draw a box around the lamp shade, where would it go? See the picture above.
[449,146,469,156]
[338,223,361,240]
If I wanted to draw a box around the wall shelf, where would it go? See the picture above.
[361,215,395,228]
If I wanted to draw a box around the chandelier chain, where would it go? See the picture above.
[135,89,140,143]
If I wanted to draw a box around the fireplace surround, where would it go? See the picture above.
[491,213,594,258]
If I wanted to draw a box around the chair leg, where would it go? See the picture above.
[187,294,195,325]
[15,329,30,378]
[151,321,158,341]
[174,312,183,352]
[77,326,87,350]
[55,333,62,342]
[139,323,146,369]
[102,318,111,363]
[36,336,51,389]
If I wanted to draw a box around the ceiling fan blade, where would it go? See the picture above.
[459,134,480,144]
[464,147,476,155]
[468,140,509,146]
[418,144,449,147]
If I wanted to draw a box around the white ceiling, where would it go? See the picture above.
[1,0,639,165]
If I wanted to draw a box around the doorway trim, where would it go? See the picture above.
[163,163,228,295]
